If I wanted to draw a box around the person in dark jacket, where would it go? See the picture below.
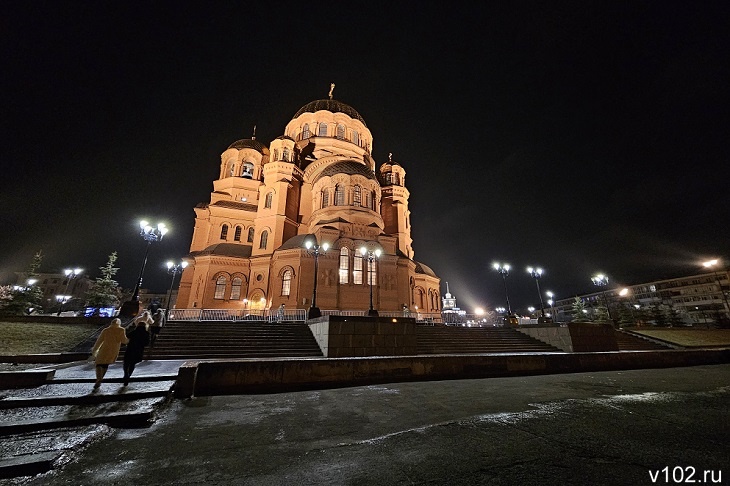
[123,312,151,385]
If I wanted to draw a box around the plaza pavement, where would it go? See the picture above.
[17,363,730,486]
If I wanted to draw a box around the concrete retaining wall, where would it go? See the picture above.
[308,315,417,357]
[176,348,730,397]
[517,322,618,352]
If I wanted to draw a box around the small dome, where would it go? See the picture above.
[293,99,367,127]
[314,160,378,183]
[227,139,268,153]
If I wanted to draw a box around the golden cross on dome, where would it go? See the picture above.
[389,152,393,162]
[252,125,256,140]
[329,83,335,100]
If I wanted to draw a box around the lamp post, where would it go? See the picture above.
[702,259,730,323]
[493,262,512,315]
[360,246,382,316]
[527,267,546,318]
[591,274,613,322]
[165,260,188,317]
[120,220,168,318]
[304,237,329,319]
[57,267,82,315]
[527,306,536,318]
[546,291,557,322]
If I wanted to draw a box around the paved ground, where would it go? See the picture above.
[11,363,727,485]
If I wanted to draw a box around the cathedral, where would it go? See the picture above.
[176,87,441,316]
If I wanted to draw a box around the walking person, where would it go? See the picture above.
[277,303,285,323]
[150,308,165,347]
[90,318,129,390]
[123,311,152,386]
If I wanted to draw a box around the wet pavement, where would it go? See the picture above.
[14,363,730,485]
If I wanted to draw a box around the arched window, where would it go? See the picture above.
[230,277,242,300]
[264,192,273,209]
[318,123,328,136]
[353,185,361,206]
[260,230,268,249]
[214,276,227,299]
[234,226,242,241]
[247,227,255,243]
[363,190,370,209]
[282,269,292,296]
[321,188,329,208]
[336,124,345,139]
[352,130,359,146]
[339,248,349,284]
[334,184,345,206]
[371,190,377,210]
[228,161,235,177]
[353,252,363,285]
[282,147,290,162]
[273,149,279,161]
[220,224,228,240]
[394,173,400,185]
[385,173,394,185]
[302,124,310,139]
[242,162,254,178]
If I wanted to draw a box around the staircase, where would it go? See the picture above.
[0,362,177,479]
[144,320,324,359]
[417,327,560,354]
[614,330,674,351]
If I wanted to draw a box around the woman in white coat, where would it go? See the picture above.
[90,318,129,389]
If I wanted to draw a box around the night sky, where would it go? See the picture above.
[2,2,729,313]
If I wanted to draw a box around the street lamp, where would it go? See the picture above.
[304,237,330,319]
[493,262,512,315]
[360,245,382,316]
[120,220,168,318]
[57,268,83,316]
[591,274,613,322]
[527,267,546,318]
[527,306,536,317]
[546,291,557,322]
[703,259,730,323]
[165,260,188,317]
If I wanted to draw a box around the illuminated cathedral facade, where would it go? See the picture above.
[176,89,441,315]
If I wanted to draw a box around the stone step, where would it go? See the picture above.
[0,397,165,436]
[0,381,175,408]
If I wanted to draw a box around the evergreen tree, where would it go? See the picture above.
[85,252,123,308]
[3,251,45,315]
[593,304,610,323]
[571,297,589,322]
[617,304,635,327]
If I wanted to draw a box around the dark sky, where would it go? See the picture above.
[2,1,729,313]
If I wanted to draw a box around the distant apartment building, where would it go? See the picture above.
[14,271,92,312]
[551,270,730,324]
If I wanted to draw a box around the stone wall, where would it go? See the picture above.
[518,322,618,352]
[177,348,730,397]
[307,315,417,357]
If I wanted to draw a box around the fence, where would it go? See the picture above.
[167,308,443,324]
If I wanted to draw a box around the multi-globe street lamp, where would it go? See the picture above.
[527,267,546,318]
[546,290,557,322]
[304,238,330,319]
[120,220,168,318]
[527,306,536,317]
[131,220,168,302]
[360,246,382,316]
[702,259,730,322]
[591,273,613,322]
[57,268,83,316]
[165,260,188,317]
[493,262,512,315]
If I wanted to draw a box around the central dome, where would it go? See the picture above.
[293,99,367,127]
